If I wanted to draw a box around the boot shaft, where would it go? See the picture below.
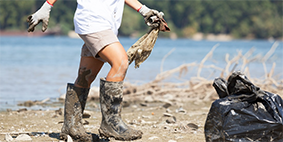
[99,78,143,140]
[66,83,90,113]
[99,78,123,117]
[61,83,92,141]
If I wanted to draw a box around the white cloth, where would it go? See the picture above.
[74,0,125,35]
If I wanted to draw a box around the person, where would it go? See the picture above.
[27,0,165,141]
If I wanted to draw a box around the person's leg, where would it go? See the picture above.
[98,42,129,82]
[75,56,104,88]
[97,42,143,141]
[60,56,104,141]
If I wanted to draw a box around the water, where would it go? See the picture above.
[0,36,282,111]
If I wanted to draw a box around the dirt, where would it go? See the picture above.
[0,100,212,142]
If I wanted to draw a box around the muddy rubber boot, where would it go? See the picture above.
[98,78,143,141]
[60,83,92,142]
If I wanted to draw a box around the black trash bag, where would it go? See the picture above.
[205,71,283,142]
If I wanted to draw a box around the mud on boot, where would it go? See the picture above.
[60,83,93,142]
[98,78,143,141]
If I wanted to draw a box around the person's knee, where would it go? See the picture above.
[112,57,128,75]
[118,57,129,73]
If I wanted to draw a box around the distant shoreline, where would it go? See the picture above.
[1,30,282,41]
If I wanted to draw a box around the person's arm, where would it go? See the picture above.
[46,0,57,6]
[27,0,58,32]
[125,0,142,11]
[125,0,164,28]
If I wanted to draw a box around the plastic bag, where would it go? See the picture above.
[204,71,283,142]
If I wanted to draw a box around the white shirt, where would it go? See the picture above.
[74,0,125,35]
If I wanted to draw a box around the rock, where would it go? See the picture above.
[59,94,65,100]
[148,136,159,140]
[176,107,186,113]
[163,113,173,117]
[17,108,27,113]
[122,101,130,107]
[166,116,176,124]
[15,134,32,141]
[5,134,13,142]
[67,135,73,142]
[88,86,99,101]
[166,108,172,113]
[187,123,198,130]
[55,108,63,115]
[83,120,89,125]
[168,140,177,142]
[162,102,172,108]
[144,96,154,102]
[140,102,148,107]
[82,112,91,118]
[162,94,175,101]
[141,115,151,119]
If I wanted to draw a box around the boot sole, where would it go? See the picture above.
[59,132,93,142]
[98,128,142,141]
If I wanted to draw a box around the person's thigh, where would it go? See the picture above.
[98,42,129,81]
[98,42,128,66]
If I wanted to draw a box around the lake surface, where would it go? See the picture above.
[0,36,282,111]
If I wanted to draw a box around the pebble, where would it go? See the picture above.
[17,108,28,113]
[148,136,159,140]
[140,102,148,107]
[166,108,172,113]
[15,134,32,141]
[162,102,172,108]
[82,112,91,118]
[166,116,176,124]
[5,134,13,142]
[163,113,173,117]
[55,108,63,115]
[83,120,89,125]
[67,135,73,142]
[176,107,186,113]
[187,123,199,130]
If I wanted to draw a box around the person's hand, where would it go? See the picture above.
[27,1,52,32]
[138,5,164,28]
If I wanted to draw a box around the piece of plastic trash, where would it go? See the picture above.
[205,71,283,142]
[127,17,170,68]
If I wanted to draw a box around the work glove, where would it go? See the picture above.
[138,5,164,28]
[27,1,52,32]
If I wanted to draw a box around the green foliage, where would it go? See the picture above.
[0,0,282,39]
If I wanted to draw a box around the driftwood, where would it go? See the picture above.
[122,42,283,103]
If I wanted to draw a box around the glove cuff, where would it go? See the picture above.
[138,5,150,16]
[43,1,53,9]
[46,0,53,7]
